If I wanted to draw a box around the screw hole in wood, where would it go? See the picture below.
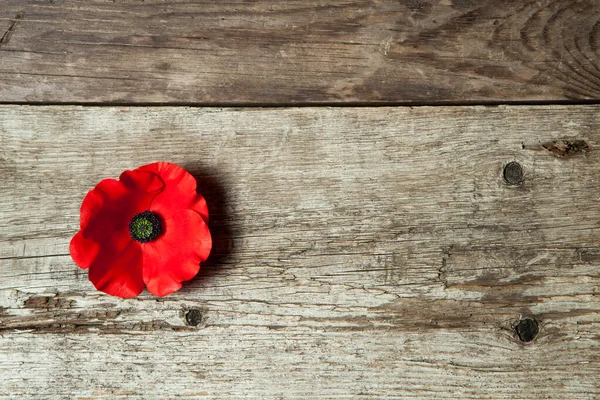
[503,161,523,186]
[515,317,539,342]
[185,309,203,326]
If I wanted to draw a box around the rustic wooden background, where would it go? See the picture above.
[1,1,600,399]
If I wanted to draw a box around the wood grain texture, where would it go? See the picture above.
[1,0,600,104]
[1,105,600,398]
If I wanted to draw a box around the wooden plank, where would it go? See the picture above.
[1,1,600,104]
[1,105,599,398]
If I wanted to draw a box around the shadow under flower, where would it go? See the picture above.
[181,164,237,289]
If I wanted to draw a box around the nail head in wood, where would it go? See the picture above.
[503,161,523,185]
[185,309,203,326]
[515,317,538,342]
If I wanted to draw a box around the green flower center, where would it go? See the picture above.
[129,211,162,243]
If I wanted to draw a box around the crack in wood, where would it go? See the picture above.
[0,253,70,261]
[0,12,24,46]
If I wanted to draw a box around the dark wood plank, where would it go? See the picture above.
[1,105,599,398]
[1,0,600,104]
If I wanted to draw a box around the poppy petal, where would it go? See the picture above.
[79,178,126,232]
[88,230,144,298]
[138,162,204,219]
[80,170,163,243]
[138,162,197,193]
[119,168,164,194]
[69,231,100,270]
[190,194,209,223]
[142,209,212,297]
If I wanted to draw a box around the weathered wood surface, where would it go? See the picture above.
[1,1,600,104]
[1,105,600,399]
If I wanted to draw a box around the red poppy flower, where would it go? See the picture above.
[70,162,212,298]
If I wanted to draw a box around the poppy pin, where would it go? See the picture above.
[70,162,212,298]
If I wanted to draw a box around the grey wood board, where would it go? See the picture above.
[1,1,600,103]
[0,105,599,399]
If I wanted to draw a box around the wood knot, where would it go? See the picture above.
[541,140,589,158]
[515,317,539,342]
[503,161,523,185]
[185,309,203,326]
